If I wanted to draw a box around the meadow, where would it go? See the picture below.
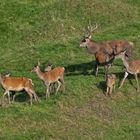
[0,0,140,139]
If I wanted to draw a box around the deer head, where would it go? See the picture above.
[80,23,98,48]
[31,61,40,73]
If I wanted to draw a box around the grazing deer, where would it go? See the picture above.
[0,74,39,105]
[80,23,133,76]
[31,62,65,99]
[117,51,140,92]
[106,73,116,96]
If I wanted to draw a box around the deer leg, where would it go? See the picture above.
[29,93,33,106]
[113,84,116,93]
[55,81,61,95]
[95,63,99,77]
[104,65,108,78]
[134,74,139,92]
[49,83,56,93]
[25,89,33,105]
[12,92,16,102]
[2,90,8,105]
[28,88,39,102]
[106,86,109,96]
[7,91,10,104]
[46,84,50,100]
[31,90,39,102]
[119,71,129,88]
[59,76,65,93]
[109,87,113,96]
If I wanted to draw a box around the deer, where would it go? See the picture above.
[31,62,65,99]
[44,63,57,93]
[80,23,134,77]
[106,73,116,96]
[0,74,39,106]
[117,51,140,92]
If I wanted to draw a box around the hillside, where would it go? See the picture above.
[0,0,140,139]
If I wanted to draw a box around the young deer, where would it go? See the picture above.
[80,23,133,76]
[0,74,39,105]
[31,62,65,99]
[118,51,140,92]
[106,73,116,96]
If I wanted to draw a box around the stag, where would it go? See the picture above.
[80,23,134,76]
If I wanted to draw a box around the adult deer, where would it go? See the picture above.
[80,23,134,76]
[0,74,39,105]
[117,51,140,92]
[31,62,65,99]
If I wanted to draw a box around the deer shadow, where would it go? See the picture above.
[64,61,107,76]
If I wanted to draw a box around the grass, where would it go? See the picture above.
[0,0,140,139]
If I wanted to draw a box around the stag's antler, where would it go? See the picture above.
[85,22,98,38]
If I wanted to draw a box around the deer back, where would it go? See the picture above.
[109,40,133,57]
[2,77,33,91]
[44,67,65,83]
[127,60,140,73]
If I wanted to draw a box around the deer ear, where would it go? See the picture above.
[5,73,10,77]
[88,35,92,39]
[38,60,40,66]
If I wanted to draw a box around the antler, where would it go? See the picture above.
[87,23,98,33]
[85,22,98,38]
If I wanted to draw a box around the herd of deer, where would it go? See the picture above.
[80,24,140,95]
[0,24,139,106]
[0,62,65,106]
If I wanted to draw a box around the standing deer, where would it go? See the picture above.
[31,62,65,99]
[44,63,57,93]
[0,74,39,105]
[106,73,116,96]
[80,23,134,76]
[117,51,140,92]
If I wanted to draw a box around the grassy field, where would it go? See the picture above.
[0,0,140,139]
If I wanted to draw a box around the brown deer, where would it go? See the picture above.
[0,74,39,105]
[80,23,134,76]
[31,62,65,99]
[106,73,116,96]
[44,63,57,93]
[117,51,140,92]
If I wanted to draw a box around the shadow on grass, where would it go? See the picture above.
[10,91,30,103]
[64,60,124,77]
[64,61,95,76]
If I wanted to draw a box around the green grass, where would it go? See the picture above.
[0,0,140,139]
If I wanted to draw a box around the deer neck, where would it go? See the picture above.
[0,75,6,87]
[121,56,129,69]
[36,67,45,81]
[86,40,99,54]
